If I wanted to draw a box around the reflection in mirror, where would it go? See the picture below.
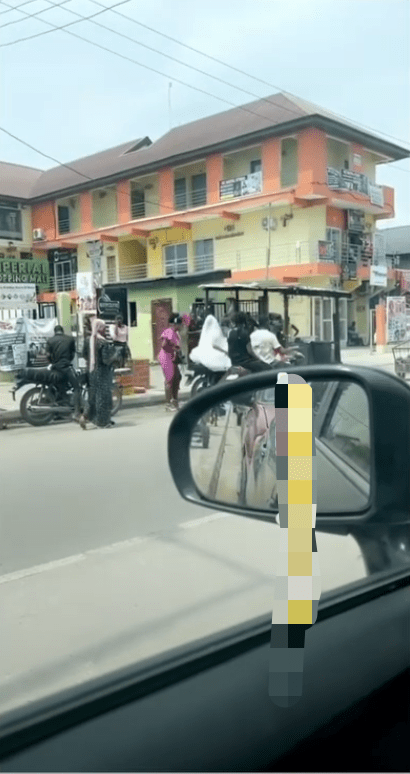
[190,380,371,514]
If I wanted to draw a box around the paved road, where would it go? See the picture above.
[0,405,206,576]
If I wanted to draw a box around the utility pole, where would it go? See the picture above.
[265,201,272,281]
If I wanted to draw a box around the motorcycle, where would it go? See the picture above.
[12,366,123,427]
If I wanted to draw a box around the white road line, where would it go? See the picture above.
[0,512,229,584]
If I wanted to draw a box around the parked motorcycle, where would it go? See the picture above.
[12,366,123,427]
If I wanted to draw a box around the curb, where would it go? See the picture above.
[0,391,191,428]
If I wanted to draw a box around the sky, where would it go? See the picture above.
[0,0,409,226]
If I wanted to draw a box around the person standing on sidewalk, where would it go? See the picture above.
[158,313,182,412]
[110,314,131,367]
[81,318,118,429]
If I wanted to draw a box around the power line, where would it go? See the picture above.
[0,0,72,29]
[87,0,410,150]
[3,0,409,157]
[0,0,134,45]
[0,0,40,17]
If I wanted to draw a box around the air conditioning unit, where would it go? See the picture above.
[261,217,278,231]
[33,229,45,241]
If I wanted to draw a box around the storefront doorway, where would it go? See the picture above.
[313,297,347,346]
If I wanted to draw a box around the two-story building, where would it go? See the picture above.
[0,162,45,321]
[4,93,409,358]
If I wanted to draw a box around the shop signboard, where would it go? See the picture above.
[370,265,387,287]
[368,183,384,207]
[347,210,365,232]
[98,286,128,324]
[386,296,406,343]
[0,283,37,310]
[0,254,49,289]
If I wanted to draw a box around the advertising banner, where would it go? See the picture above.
[370,265,387,287]
[386,296,406,344]
[76,272,97,312]
[0,254,50,289]
[0,316,57,371]
[0,283,37,310]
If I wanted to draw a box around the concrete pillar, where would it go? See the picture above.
[375,303,387,353]
[56,292,72,334]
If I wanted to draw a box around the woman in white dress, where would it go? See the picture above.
[190,314,231,373]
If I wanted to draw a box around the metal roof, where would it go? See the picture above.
[199,281,351,298]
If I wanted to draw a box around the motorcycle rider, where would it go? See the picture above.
[190,314,231,374]
[46,325,81,421]
[227,312,272,373]
[250,315,295,366]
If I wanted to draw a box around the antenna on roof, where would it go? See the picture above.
[168,82,173,130]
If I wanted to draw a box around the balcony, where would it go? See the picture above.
[327,167,384,206]
[117,263,148,282]
[47,274,77,293]
[219,170,262,201]
[174,172,207,211]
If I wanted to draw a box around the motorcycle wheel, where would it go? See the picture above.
[111,384,122,416]
[20,387,54,426]
[190,375,209,399]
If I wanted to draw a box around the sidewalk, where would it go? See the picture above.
[0,364,191,425]
[0,352,396,427]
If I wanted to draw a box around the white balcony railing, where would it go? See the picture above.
[117,263,148,282]
[219,170,262,201]
[48,275,76,292]
[174,188,207,211]
[194,253,214,273]
[58,218,71,235]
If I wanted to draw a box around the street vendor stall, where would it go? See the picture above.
[197,281,351,363]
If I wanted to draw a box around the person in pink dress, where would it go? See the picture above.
[158,313,183,411]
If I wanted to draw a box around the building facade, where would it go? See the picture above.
[2,93,409,357]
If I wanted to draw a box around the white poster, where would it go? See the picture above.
[76,272,96,312]
[0,283,37,310]
[386,297,406,344]
[370,265,387,287]
[0,317,57,371]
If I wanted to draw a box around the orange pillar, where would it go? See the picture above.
[206,153,224,204]
[158,167,174,215]
[261,137,280,193]
[297,128,328,196]
[375,303,387,352]
[117,180,130,223]
[80,191,93,231]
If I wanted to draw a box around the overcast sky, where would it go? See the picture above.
[0,0,409,226]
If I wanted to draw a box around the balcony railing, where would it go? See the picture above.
[164,258,188,276]
[174,188,207,211]
[220,170,262,201]
[327,167,384,206]
[58,218,71,235]
[194,253,214,273]
[117,263,148,282]
[130,200,145,219]
[48,275,76,292]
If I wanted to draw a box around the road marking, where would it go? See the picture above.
[0,513,229,584]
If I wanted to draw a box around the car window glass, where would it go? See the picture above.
[318,383,371,477]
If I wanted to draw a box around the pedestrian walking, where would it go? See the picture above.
[158,313,182,412]
[81,318,118,429]
[110,314,131,367]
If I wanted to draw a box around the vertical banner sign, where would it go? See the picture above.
[98,286,128,324]
[386,296,406,343]
[0,317,57,371]
[270,373,320,707]
[76,272,97,312]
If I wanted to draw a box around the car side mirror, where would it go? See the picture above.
[168,365,410,535]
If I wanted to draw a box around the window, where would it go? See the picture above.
[106,255,117,283]
[164,243,188,276]
[319,382,371,478]
[131,187,145,219]
[280,137,298,187]
[129,301,137,327]
[174,178,187,210]
[250,159,262,174]
[326,228,341,262]
[0,200,22,240]
[194,239,214,272]
[191,174,207,207]
[57,205,70,235]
